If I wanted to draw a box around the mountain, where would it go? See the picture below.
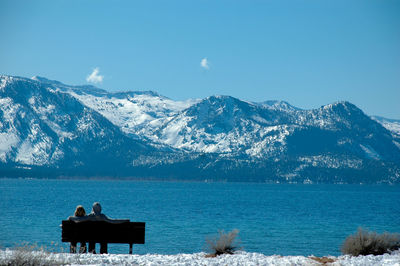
[0,75,174,177]
[1,75,399,183]
[154,95,296,155]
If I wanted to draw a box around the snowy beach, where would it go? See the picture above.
[1,249,400,266]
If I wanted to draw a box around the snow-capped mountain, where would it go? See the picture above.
[0,75,161,176]
[1,75,399,183]
[153,95,296,156]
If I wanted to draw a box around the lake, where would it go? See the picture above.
[0,178,399,256]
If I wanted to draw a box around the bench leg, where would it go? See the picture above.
[70,242,77,253]
[79,242,87,253]
[129,243,133,254]
[89,242,96,254]
[100,242,108,254]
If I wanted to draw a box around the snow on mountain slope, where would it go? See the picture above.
[0,76,65,165]
[31,76,199,137]
[24,77,400,161]
[0,75,154,168]
[257,100,300,111]
[149,96,398,163]
[28,77,302,156]
[372,116,400,137]
[65,89,198,137]
[153,95,295,156]
[0,97,22,163]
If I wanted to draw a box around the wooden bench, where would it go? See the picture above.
[61,220,145,254]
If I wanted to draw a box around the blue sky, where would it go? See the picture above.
[1,0,399,118]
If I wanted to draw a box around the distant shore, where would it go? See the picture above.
[3,176,400,185]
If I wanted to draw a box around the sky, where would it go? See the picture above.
[0,0,399,119]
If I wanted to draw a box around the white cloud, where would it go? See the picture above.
[86,67,104,84]
[200,58,209,70]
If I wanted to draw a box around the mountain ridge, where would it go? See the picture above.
[1,75,399,183]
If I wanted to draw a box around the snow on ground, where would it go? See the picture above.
[1,250,400,266]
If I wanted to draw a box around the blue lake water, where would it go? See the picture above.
[0,178,399,256]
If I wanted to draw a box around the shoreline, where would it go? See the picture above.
[2,176,400,186]
[1,249,400,266]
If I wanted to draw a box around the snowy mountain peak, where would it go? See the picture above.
[258,100,299,111]
[204,95,238,104]
[322,101,359,111]
[185,95,257,119]
[317,101,367,122]
[1,75,35,88]
[29,76,169,100]
[31,76,57,83]
[30,75,107,96]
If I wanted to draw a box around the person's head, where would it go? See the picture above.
[74,205,86,217]
[92,202,102,215]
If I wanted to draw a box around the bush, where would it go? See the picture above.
[206,229,241,256]
[341,228,400,256]
[0,243,66,266]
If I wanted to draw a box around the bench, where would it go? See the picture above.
[61,220,145,254]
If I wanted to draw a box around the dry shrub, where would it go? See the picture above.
[0,243,66,266]
[206,229,241,256]
[310,256,336,264]
[341,228,400,256]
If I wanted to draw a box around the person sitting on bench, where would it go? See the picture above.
[67,205,87,253]
[86,202,129,253]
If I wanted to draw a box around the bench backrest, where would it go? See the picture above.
[61,220,145,244]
